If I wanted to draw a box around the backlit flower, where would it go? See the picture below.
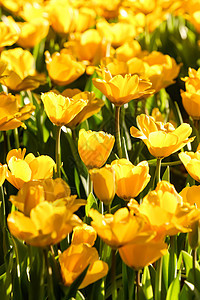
[0,16,20,48]
[6,148,55,190]
[130,114,194,158]
[92,68,152,106]
[111,159,150,200]
[89,165,116,205]
[179,150,200,182]
[59,243,108,288]
[89,207,155,249]
[0,164,7,186]
[0,47,46,91]
[45,50,85,86]
[78,129,115,169]
[7,201,82,247]
[71,224,97,246]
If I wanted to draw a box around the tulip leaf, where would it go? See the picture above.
[142,266,153,300]
[85,192,98,217]
[182,251,200,277]
[162,166,170,182]
[162,251,169,290]
[184,281,200,299]
[166,270,180,300]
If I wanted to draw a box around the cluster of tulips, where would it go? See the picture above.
[1,0,200,299]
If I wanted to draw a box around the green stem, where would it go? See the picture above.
[0,185,8,262]
[44,248,56,300]
[136,270,141,300]
[169,235,177,286]
[192,248,197,283]
[111,249,117,300]
[13,128,20,149]
[55,126,62,178]
[155,257,163,300]
[153,158,162,188]
[115,106,122,159]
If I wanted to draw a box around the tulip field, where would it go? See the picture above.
[1,0,200,299]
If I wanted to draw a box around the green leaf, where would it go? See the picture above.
[162,252,169,290]
[142,266,153,300]
[185,281,200,300]
[166,271,180,300]
[182,250,200,277]
[85,192,98,217]
[162,166,170,182]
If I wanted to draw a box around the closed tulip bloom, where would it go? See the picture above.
[7,201,82,247]
[130,114,194,158]
[111,159,150,200]
[59,243,108,288]
[119,239,168,270]
[89,207,155,249]
[78,129,115,169]
[41,91,88,126]
[6,148,55,190]
[45,50,85,86]
[89,165,116,205]
[179,150,200,182]
[0,48,46,91]
[9,178,86,216]
[92,68,152,106]
[71,224,97,247]
[128,181,200,237]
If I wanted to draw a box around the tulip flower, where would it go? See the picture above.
[0,16,20,48]
[41,91,88,127]
[71,224,97,247]
[89,207,155,249]
[45,50,85,86]
[6,148,56,189]
[179,150,200,182]
[59,243,108,288]
[78,129,115,169]
[92,67,153,107]
[9,178,86,216]
[0,48,46,91]
[130,114,194,158]
[128,181,200,237]
[7,201,82,247]
[119,239,168,270]
[0,164,7,186]
[89,165,116,205]
[111,159,150,200]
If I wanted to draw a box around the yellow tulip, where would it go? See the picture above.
[128,181,200,237]
[59,243,108,288]
[179,150,200,182]
[45,50,85,86]
[71,224,97,247]
[89,207,155,249]
[111,159,150,200]
[6,148,56,189]
[41,91,88,127]
[71,7,96,33]
[0,164,7,186]
[9,178,86,216]
[78,129,115,169]
[92,68,152,106]
[0,47,46,91]
[0,16,20,48]
[130,114,194,158]
[181,68,200,119]
[119,239,168,270]
[7,201,82,247]
[115,40,143,62]
[89,165,116,205]
[17,19,49,48]
[60,89,104,129]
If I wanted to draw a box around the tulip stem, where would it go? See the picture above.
[192,248,197,283]
[136,270,141,300]
[55,126,62,178]
[155,257,163,300]
[115,106,122,159]
[111,249,117,300]
[154,158,162,188]
[13,128,20,149]
[44,248,56,300]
